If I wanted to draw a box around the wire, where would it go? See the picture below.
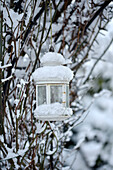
[50,1,52,46]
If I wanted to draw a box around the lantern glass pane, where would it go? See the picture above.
[38,86,46,105]
[50,86,62,103]
[66,85,69,107]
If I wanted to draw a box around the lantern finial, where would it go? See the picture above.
[49,45,54,52]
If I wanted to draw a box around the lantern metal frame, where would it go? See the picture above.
[32,52,73,121]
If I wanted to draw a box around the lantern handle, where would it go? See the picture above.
[50,1,52,46]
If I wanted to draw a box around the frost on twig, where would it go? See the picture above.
[0,63,12,69]
[1,75,13,83]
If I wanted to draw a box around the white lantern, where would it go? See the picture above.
[32,52,73,121]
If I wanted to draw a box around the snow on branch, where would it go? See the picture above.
[0,63,12,69]
[1,75,13,83]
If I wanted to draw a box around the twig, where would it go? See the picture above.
[84,38,113,84]
[85,1,112,32]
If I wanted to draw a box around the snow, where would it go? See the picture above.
[3,8,23,29]
[109,2,113,6]
[18,148,28,156]
[35,123,47,134]
[14,99,19,106]
[1,147,28,162]
[94,89,112,98]
[62,166,70,170]
[85,97,113,131]
[17,55,30,68]
[32,66,73,82]
[32,52,73,83]
[17,84,21,88]
[74,138,85,150]
[15,69,26,78]
[72,93,113,169]
[17,110,20,119]
[109,146,113,166]
[3,152,19,161]
[34,103,72,119]
[0,63,12,69]
[33,0,41,17]
[81,141,102,167]
[46,148,57,155]
[40,52,65,66]
[62,147,89,170]
[1,0,113,169]
[1,75,13,83]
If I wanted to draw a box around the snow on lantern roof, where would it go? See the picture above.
[32,65,73,83]
[40,52,65,66]
[34,103,72,121]
[32,52,73,83]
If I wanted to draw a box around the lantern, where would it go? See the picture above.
[32,52,73,121]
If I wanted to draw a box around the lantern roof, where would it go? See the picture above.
[32,66,73,83]
[40,52,65,66]
[32,52,73,83]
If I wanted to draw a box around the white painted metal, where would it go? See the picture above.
[33,52,73,121]
[35,80,69,85]
[36,115,70,121]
